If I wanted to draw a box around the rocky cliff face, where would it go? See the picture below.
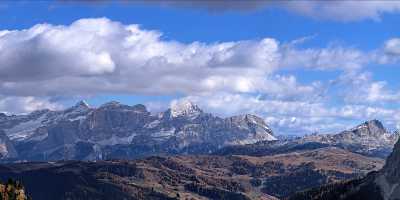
[374,137,400,199]
[0,130,17,159]
[0,100,276,162]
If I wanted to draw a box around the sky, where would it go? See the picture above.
[1,0,400,135]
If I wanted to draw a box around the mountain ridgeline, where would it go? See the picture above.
[216,119,399,159]
[0,101,399,163]
[0,101,276,162]
[287,131,400,200]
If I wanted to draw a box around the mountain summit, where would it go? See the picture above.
[350,119,387,137]
[170,100,203,118]
[296,119,399,157]
[74,100,90,109]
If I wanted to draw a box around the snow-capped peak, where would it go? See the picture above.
[170,100,202,118]
[75,100,90,109]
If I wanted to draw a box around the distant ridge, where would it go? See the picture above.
[216,119,399,159]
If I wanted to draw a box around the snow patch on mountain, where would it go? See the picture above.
[5,113,48,141]
[170,100,202,118]
[152,128,176,138]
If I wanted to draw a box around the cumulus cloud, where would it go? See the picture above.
[332,71,400,104]
[384,38,400,55]
[281,42,370,71]
[378,38,400,64]
[0,18,283,97]
[0,21,116,81]
[0,17,365,99]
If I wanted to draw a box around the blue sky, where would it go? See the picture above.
[1,1,400,135]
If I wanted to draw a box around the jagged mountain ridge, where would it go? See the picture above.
[297,120,399,157]
[216,120,399,159]
[0,100,276,161]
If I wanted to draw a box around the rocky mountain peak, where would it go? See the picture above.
[66,100,90,112]
[230,114,267,126]
[99,101,122,109]
[244,114,266,124]
[170,100,202,117]
[227,114,276,143]
[97,102,148,113]
[131,104,148,112]
[75,100,90,109]
[364,119,385,130]
[349,119,387,138]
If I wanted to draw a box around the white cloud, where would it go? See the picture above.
[365,82,400,102]
[0,17,366,99]
[384,38,400,55]
[281,44,368,71]
[335,71,400,104]
[0,18,285,97]
[379,38,400,64]
[0,96,62,114]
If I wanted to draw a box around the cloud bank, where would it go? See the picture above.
[0,18,399,134]
[0,18,372,98]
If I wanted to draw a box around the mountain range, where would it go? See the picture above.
[0,100,276,162]
[0,101,398,162]
[0,101,399,199]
